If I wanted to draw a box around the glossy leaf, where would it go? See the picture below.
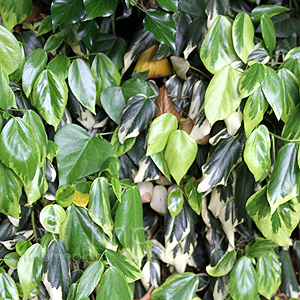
[239,63,267,98]
[83,0,117,19]
[54,124,114,186]
[88,177,113,239]
[22,48,48,97]
[105,249,143,283]
[47,55,70,81]
[0,267,19,300]
[16,241,32,256]
[144,9,176,52]
[165,130,197,185]
[150,151,171,181]
[75,261,104,300]
[60,204,117,260]
[115,186,146,262]
[40,204,67,234]
[43,239,71,300]
[32,69,68,130]
[267,143,300,213]
[96,267,131,300]
[118,95,157,144]
[147,113,178,156]
[17,244,44,299]
[244,125,270,182]
[0,65,16,110]
[100,86,126,124]
[111,125,136,157]
[157,0,178,12]
[167,187,184,218]
[9,42,25,83]
[261,67,284,120]
[257,252,281,299]
[0,25,22,75]
[44,29,65,53]
[200,16,239,74]
[91,53,121,105]
[229,257,258,300]
[37,15,52,36]
[55,184,76,207]
[51,0,86,31]
[246,238,278,257]
[0,117,40,185]
[204,66,242,125]
[261,15,276,56]
[151,272,199,300]
[206,250,236,277]
[232,12,254,63]
[187,187,202,215]
[251,5,290,22]
[246,186,300,247]
[4,252,20,269]
[68,59,96,114]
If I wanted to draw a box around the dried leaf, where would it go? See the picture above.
[197,133,211,145]
[155,85,182,121]
[181,118,195,134]
[73,190,89,207]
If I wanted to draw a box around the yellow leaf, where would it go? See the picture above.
[73,190,89,207]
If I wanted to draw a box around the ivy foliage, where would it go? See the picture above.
[1,0,300,299]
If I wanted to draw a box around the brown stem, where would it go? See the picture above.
[171,100,193,121]
[135,286,155,300]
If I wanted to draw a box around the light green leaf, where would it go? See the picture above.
[100,86,126,124]
[243,86,268,137]
[111,125,136,157]
[47,55,70,81]
[17,244,44,299]
[251,5,290,22]
[47,140,60,162]
[282,104,300,140]
[9,42,25,83]
[83,0,117,19]
[167,187,184,218]
[244,125,270,182]
[204,66,242,125]
[104,249,143,283]
[0,25,22,75]
[40,204,66,234]
[37,15,52,36]
[60,204,117,261]
[257,252,281,299]
[261,14,276,57]
[54,124,114,186]
[0,267,19,300]
[88,177,113,240]
[55,184,76,207]
[42,239,71,300]
[0,65,16,110]
[115,186,146,263]
[246,186,300,247]
[22,48,48,97]
[91,53,120,105]
[96,267,131,300]
[151,273,199,300]
[0,117,40,186]
[150,151,171,182]
[4,252,20,269]
[200,15,239,74]
[187,187,202,215]
[229,256,258,300]
[144,9,176,52]
[68,58,96,113]
[75,261,104,300]
[165,130,197,185]
[16,241,32,256]
[261,67,284,120]
[44,29,65,53]
[206,250,236,277]
[239,63,267,98]
[32,69,68,130]
[267,143,300,213]
[147,113,178,156]
[232,12,254,63]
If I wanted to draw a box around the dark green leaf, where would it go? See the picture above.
[251,5,290,22]
[60,204,117,260]
[121,78,153,101]
[179,0,206,17]
[54,124,114,186]
[257,252,281,299]
[22,48,48,97]
[96,267,131,300]
[200,16,239,74]
[167,187,184,218]
[47,54,70,81]
[144,9,176,52]
[118,95,157,144]
[17,244,44,299]
[261,14,276,57]
[204,66,242,125]
[43,240,71,300]
[32,69,68,130]
[246,238,278,257]
[105,249,143,283]
[111,125,136,157]
[229,257,258,300]
[0,267,19,300]
[157,0,178,12]
[206,250,236,277]
[37,15,52,36]
[115,186,145,262]
[44,29,65,53]
[75,260,104,300]
[78,19,99,49]
[282,104,300,140]
[68,59,96,114]
[151,272,199,300]
[40,204,66,234]
[51,0,86,31]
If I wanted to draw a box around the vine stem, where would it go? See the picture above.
[271,134,276,162]
[269,131,300,143]
[189,65,211,80]
[31,210,39,243]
